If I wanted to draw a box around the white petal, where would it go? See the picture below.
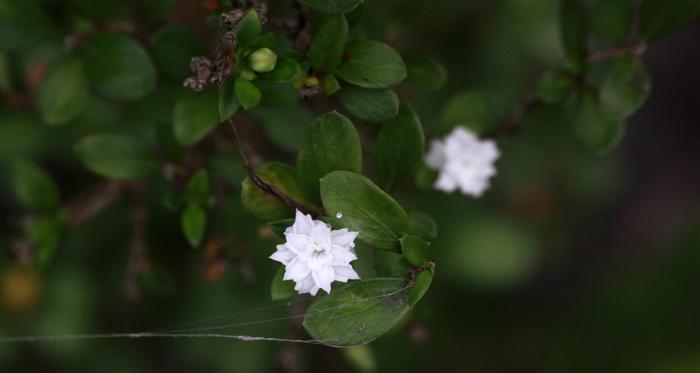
[334,265,360,280]
[331,246,357,265]
[434,173,457,192]
[284,258,310,282]
[284,233,310,254]
[269,248,295,264]
[308,285,320,296]
[424,140,446,169]
[292,209,314,233]
[312,266,334,294]
[331,229,358,247]
[294,274,315,294]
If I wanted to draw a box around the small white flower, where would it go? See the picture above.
[424,126,500,197]
[269,210,360,295]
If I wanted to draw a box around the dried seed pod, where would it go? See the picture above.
[222,30,237,48]
[190,56,212,81]
[219,9,245,28]
[299,85,323,101]
[183,76,205,92]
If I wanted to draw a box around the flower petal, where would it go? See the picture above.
[269,248,295,264]
[331,229,358,247]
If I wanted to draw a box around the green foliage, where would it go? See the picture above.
[10,160,60,211]
[299,0,364,15]
[237,10,262,48]
[559,0,589,59]
[37,59,89,126]
[265,57,302,83]
[399,235,430,268]
[151,25,204,80]
[309,16,348,71]
[74,134,159,180]
[270,267,295,301]
[181,203,206,248]
[241,162,313,221]
[408,212,438,241]
[640,0,700,40]
[334,40,407,89]
[408,270,433,307]
[218,78,240,121]
[571,88,625,153]
[337,85,399,123]
[303,277,409,347]
[375,104,425,192]
[404,56,448,91]
[297,112,362,198]
[589,0,633,42]
[234,78,262,109]
[83,32,156,100]
[598,57,651,121]
[174,89,220,146]
[320,171,410,251]
[536,69,575,105]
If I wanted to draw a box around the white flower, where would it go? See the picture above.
[269,210,360,295]
[424,126,500,197]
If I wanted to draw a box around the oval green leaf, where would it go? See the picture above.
[235,78,262,110]
[302,277,409,347]
[404,56,447,91]
[320,171,410,251]
[181,203,206,248]
[590,0,633,42]
[74,134,159,180]
[309,15,348,71]
[38,59,89,126]
[338,85,399,123]
[334,40,406,89]
[10,159,60,211]
[241,162,314,221]
[218,77,240,121]
[83,32,156,100]
[375,104,425,192]
[173,89,220,146]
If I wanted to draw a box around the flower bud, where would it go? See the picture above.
[249,48,277,73]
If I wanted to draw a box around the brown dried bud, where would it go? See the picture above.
[222,30,237,48]
[219,9,245,28]
[190,56,212,82]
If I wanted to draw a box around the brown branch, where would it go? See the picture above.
[64,181,129,229]
[589,41,647,62]
[227,118,321,217]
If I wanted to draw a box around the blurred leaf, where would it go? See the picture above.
[0,113,48,159]
[248,33,278,49]
[0,0,54,50]
[303,277,409,347]
[323,74,341,95]
[559,0,589,59]
[408,270,432,307]
[185,170,209,200]
[181,203,206,248]
[10,159,59,211]
[265,57,302,83]
[413,163,438,190]
[599,57,651,121]
[589,0,633,42]
[408,212,438,241]
[151,25,204,80]
[241,162,314,221]
[399,235,430,267]
[320,171,410,251]
[174,89,220,146]
[440,91,500,135]
[251,104,313,152]
[237,10,261,48]
[270,267,296,301]
[37,59,89,126]
[571,88,626,153]
[640,0,700,40]
[375,104,425,192]
[334,40,406,89]
[155,120,183,161]
[74,134,159,180]
[338,85,399,123]
[309,15,348,71]
[299,0,364,15]
[83,32,156,100]
[235,78,261,109]
[145,0,176,23]
[342,345,377,373]
[218,77,240,121]
[536,68,575,104]
[297,112,362,198]
[404,56,447,90]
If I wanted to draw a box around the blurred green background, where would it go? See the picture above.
[1,0,700,372]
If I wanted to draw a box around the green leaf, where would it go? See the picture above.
[309,15,348,71]
[235,78,261,109]
[342,345,377,373]
[571,88,625,153]
[237,10,261,47]
[181,203,206,248]
[404,56,448,90]
[375,251,410,277]
[599,57,651,121]
[320,171,410,251]
[218,78,240,121]
[151,25,204,80]
[251,103,313,152]
[536,69,575,104]
[338,85,399,123]
[375,104,425,192]
[0,0,53,50]
[241,162,314,221]
[408,212,438,241]
[299,0,364,15]
[174,89,220,146]
[408,270,433,307]
[11,160,60,211]
[323,74,341,96]
[74,134,159,180]
[268,218,294,238]
[399,235,430,268]
[83,32,156,100]
[334,40,407,89]
[30,214,64,269]
[185,170,209,200]
[265,57,302,83]
[439,91,501,136]
[37,59,89,126]
[297,112,362,198]
[270,267,296,301]
[248,33,278,49]
[302,277,409,347]
[589,0,633,42]
[559,0,589,59]
[640,0,700,40]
